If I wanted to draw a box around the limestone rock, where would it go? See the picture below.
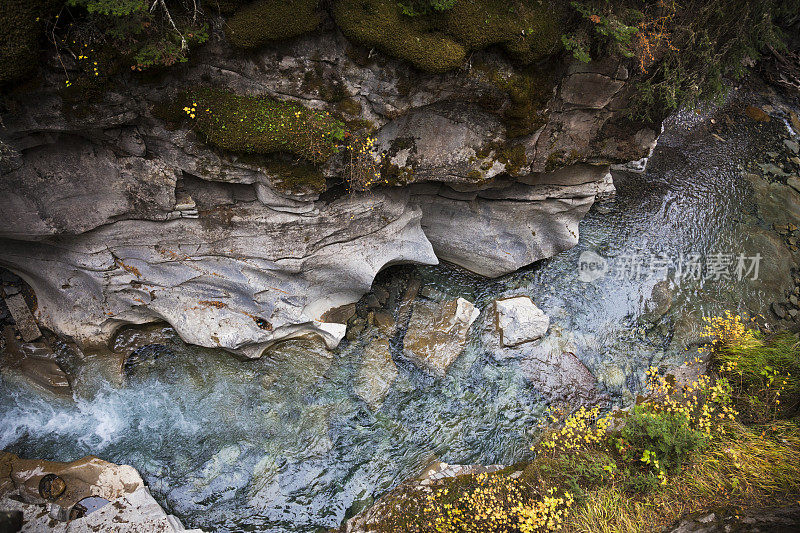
[493,296,549,347]
[0,189,437,358]
[403,298,480,376]
[354,337,398,409]
[413,166,615,277]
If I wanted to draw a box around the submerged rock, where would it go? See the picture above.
[516,326,604,403]
[354,336,398,409]
[403,297,480,376]
[493,296,550,347]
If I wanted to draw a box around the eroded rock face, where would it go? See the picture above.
[0,189,435,358]
[0,28,657,358]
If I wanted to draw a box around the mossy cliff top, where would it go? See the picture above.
[183,88,346,163]
[332,0,565,73]
[224,0,323,49]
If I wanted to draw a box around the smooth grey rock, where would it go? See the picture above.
[772,302,787,319]
[785,139,799,154]
[493,296,549,346]
[413,167,614,277]
[560,72,625,109]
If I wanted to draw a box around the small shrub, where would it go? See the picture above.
[705,313,800,422]
[619,406,709,478]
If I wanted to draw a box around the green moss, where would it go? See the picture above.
[335,97,363,116]
[333,0,466,73]
[185,88,346,163]
[333,0,564,73]
[497,142,527,174]
[438,0,564,62]
[485,64,555,138]
[0,0,46,85]
[261,159,327,193]
[301,67,350,103]
[225,0,322,49]
[545,149,580,172]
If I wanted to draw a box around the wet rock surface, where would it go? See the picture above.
[402,297,480,376]
[0,452,202,532]
[492,296,550,347]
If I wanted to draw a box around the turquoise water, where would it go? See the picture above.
[1,99,796,532]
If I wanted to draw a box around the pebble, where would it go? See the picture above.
[790,309,799,319]
[791,295,799,307]
[785,139,800,154]
[788,176,800,194]
[38,474,66,500]
[772,302,787,319]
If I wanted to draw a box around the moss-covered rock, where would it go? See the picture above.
[333,0,466,73]
[333,0,564,73]
[0,0,45,85]
[261,159,327,193]
[184,88,346,163]
[439,0,563,61]
[225,0,322,49]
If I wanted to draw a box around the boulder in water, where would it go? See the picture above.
[0,452,202,532]
[403,297,479,376]
[493,296,550,347]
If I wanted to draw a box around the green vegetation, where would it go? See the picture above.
[61,0,208,73]
[360,314,800,531]
[0,0,48,85]
[183,88,346,163]
[561,0,800,120]
[259,159,327,193]
[224,0,322,49]
[333,0,565,73]
[398,0,456,17]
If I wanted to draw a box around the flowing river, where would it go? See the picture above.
[1,90,798,532]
